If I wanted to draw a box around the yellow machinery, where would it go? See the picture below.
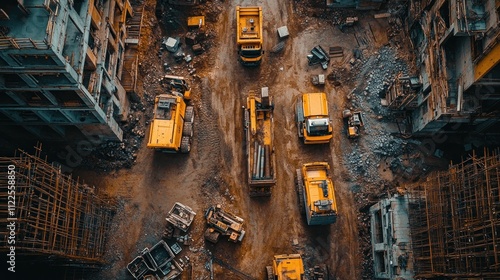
[147,76,194,153]
[296,162,338,225]
[244,87,276,196]
[266,254,305,280]
[236,6,263,66]
[296,92,333,144]
[342,109,364,138]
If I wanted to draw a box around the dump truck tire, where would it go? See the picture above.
[185,106,194,123]
[296,169,305,213]
[180,136,191,153]
[183,122,193,137]
[270,41,285,53]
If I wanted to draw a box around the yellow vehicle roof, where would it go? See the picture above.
[236,6,262,42]
[147,94,183,149]
[302,92,328,118]
[303,163,338,214]
[148,120,174,147]
[273,254,304,280]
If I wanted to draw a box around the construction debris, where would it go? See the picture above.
[127,240,183,280]
[311,74,325,86]
[329,46,344,58]
[204,205,245,244]
[307,45,330,69]
[187,16,205,28]
[163,37,181,53]
[277,26,289,38]
[374,13,391,19]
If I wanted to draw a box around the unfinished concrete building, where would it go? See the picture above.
[372,149,500,278]
[0,0,142,141]
[370,195,414,279]
[386,0,500,135]
[0,146,116,269]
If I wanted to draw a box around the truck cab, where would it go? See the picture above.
[296,92,333,144]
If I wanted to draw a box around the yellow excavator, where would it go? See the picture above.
[147,75,194,153]
[296,92,333,144]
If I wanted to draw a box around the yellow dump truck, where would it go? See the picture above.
[236,6,263,66]
[244,87,276,197]
[296,92,333,144]
[147,76,194,153]
[296,162,338,225]
[266,254,305,280]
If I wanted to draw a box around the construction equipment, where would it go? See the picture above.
[165,202,196,232]
[147,76,194,153]
[307,264,330,280]
[296,92,333,144]
[296,162,338,225]
[204,205,245,244]
[266,254,305,280]
[244,87,276,196]
[342,109,364,139]
[127,240,183,280]
[236,6,263,66]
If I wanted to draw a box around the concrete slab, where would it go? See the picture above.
[277,26,289,38]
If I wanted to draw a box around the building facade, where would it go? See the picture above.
[386,0,500,136]
[0,0,140,141]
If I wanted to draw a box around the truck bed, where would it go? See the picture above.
[236,6,262,43]
[245,91,276,196]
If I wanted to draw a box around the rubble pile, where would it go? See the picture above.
[342,46,414,184]
[83,105,145,171]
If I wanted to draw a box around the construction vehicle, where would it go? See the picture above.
[266,254,305,280]
[127,240,183,280]
[236,6,263,66]
[147,76,194,153]
[296,92,333,144]
[165,202,196,232]
[296,162,338,225]
[342,109,364,138]
[244,87,276,197]
[204,205,245,244]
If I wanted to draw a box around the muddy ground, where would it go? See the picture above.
[73,0,444,279]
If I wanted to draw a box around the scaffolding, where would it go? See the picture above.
[407,149,500,278]
[0,146,116,267]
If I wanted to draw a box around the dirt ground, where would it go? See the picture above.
[74,0,430,279]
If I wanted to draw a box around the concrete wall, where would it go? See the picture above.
[370,195,414,279]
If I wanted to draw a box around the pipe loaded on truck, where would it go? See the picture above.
[236,6,263,66]
[244,87,276,196]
